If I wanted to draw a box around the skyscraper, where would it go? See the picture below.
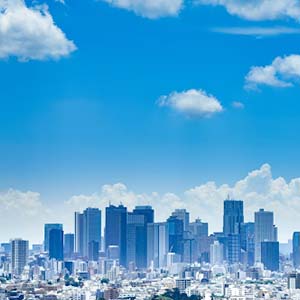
[83,208,101,260]
[293,232,300,268]
[172,209,190,231]
[75,208,102,260]
[240,222,255,267]
[261,241,279,271]
[49,228,64,261]
[167,215,184,259]
[11,239,29,276]
[44,224,63,252]
[127,212,145,268]
[64,233,75,259]
[223,199,244,235]
[105,204,127,266]
[132,206,154,268]
[147,222,169,268]
[75,212,84,256]
[254,209,277,262]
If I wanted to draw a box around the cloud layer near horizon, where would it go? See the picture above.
[2,164,300,243]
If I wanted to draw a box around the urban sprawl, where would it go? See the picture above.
[1,200,300,300]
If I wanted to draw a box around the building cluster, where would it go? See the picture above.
[1,200,300,299]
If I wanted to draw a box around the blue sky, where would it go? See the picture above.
[2,0,300,241]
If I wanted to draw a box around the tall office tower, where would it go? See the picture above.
[210,241,223,265]
[223,199,244,235]
[11,239,29,276]
[44,224,63,252]
[240,222,255,266]
[189,219,208,238]
[147,222,169,269]
[64,233,75,259]
[83,208,101,260]
[132,206,154,268]
[172,209,190,231]
[261,241,279,271]
[254,209,277,262]
[293,232,300,268]
[105,204,127,266]
[127,212,145,268]
[49,228,64,261]
[75,212,84,256]
[227,234,241,264]
[167,216,184,260]
[75,208,101,260]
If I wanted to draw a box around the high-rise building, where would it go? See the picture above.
[127,212,145,268]
[223,200,244,235]
[105,204,127,266]
[75,208,101,260]
[172,209,190,231]
[83,208,101,260]
[167,216,184,259]
[147,222,169,268]
[49,227,64,261]
[64,233,75,259]
[11,239,29,276]
[261,241,279,271]
[254,209,277,262]
[132,206,154,268]
[75,212,84,256]
[293,232,300,268]
[240,222,255,266]
[44,224,63,252]
[210,241,223,265]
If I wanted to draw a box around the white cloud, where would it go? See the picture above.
[212,26,300,37]
[232,101,244,109]
[0,189,51,242]
[197,0,300,21]
[102,0,183,19]
[0,0,76,61]
[245,54,300,89]
[158,89,223,118]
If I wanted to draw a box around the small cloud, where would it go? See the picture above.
[196,0,300,21]
[157,89,223,118]
[102,0,183,19]
[245,54,300,89]
[212,26,300,37]
[232,101,245,109]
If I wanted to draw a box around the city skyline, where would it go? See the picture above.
[2,163,300,243]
